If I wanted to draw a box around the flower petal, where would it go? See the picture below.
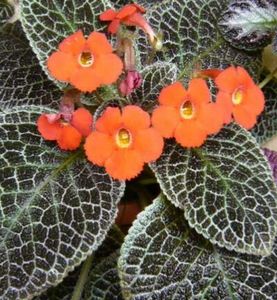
[133,128,164,163]
[105,149,144,180]
[244,84,265,116]
[84,131,115,166]
[57,125,82,150]
[237,66,255,87]
[87,32,113,56]
[159,82,187,107]
[215,91,233,124]
[188,78,210,104]
[71,108,93,137]
[58,30,86,55]
[70,67,101,92]
[215,66,239,93]
[175,120,207,148]
[122,105,150,132]
[47,51,77,81]
[92,53,123,84]
[117,5,137,19]
[197,103,224,135]
[96,107,122,135]
[108,19,121,34]
[99,9,117,21]
[233,106,257,129]
[152,106,180,138]
[37,115,62,141]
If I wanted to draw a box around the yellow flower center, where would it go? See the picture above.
[116,128,132,148]
[232,88,243,105]
[180,101,195,120]
[78,52,94,67]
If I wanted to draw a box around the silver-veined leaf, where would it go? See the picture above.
[119,196,277,299]
[218,0,277,51]
[0,105,125,299]
[0,23,62,109]
[136,0,262,79]
[251,77,277,144]
[130,62,178,111]
[84,250,123,300]
[150,124,277,256]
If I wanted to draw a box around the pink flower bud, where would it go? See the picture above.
[119,71,143,96]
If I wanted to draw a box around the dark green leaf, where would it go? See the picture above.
[84,250,123,300]
[137,0,262,79]
[251,77,277,144]
[151,124,277,256]
[0,24,62,109]
[119,196,277,299]
[131,62,178,111]
[0,0,13,29]
[34,225,125,300]
[20,0,112,81]
[0,105,125,299]
[218,0,277,51]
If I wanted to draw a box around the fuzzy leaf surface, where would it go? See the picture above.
[251,77,277,144]
[34,225,124,300]
[0,0,13,28]
[0,24,62,109]
[151,124,277,256]
[0,106,125,299]
[136,0,262,79]
[20,0,111,81]
[119,196,277,300]
[218,0,277,51]
[85,250,123,300]
[131,62,178,111]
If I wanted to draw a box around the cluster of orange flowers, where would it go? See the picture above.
[37,3,265,181]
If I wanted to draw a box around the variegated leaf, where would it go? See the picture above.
[0,0,13,29]
[130,62,178,111]
[34,225,124,300]
[251,77,277,144]
[84,250,123,300]
[150,124,277,256]
[137,0,262,79]
[0,105,125,299]
[219,0,277,51]
[119,196,277,299]
[0,23,62,109]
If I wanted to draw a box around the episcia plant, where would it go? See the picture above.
[0,0,277,299]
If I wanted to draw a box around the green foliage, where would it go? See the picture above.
[0,23,62,109]
[131,62,178,111]
[119,196,277,300]
[84,250,123,300]
[219,0,277,51]
[0,0,13,29]
[0,106,125,299]
[137,0,262,79]
[151,124,277,255]
[251,77,277,144]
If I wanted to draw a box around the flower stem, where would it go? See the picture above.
[70,255,94,300]
[259,67,277,89]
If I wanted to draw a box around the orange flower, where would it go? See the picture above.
[215,66,264,129]
[100,4,146,34]
[37,108,93,150]
[47,30,123,92]
[152,79,224,148]
[85,105,164,180]
[100,4,161,49]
